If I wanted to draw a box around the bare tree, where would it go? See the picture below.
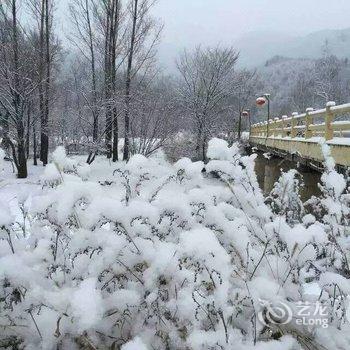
[122,0,138,161]
[177,46,239,161]
[231,69,260,139]
[291,71,315,112]
[314,54,343,103]
[68,0,161,162]
[69,0,105,163]
[70,0,99,140]
[122,0,162,161]
[129,76,178,156]
[0,0,37,177]
[27,0,55,165]
[102,0,122,161]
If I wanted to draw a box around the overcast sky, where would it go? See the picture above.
[56,0,350,69]
[56,0,350,42]
[155,0,350,43]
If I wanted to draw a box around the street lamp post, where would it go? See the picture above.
[238,110,242,140]
[265,94,271,137]
[256,94,271,137]
[238,109,251,140]
[246,109,251,134]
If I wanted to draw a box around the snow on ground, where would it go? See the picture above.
[1,141,350,349]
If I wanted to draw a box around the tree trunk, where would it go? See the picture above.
[195,119,204,161]
[104,1,112,158]
[86,151,96,165]
[39,0,45,162]
[105,109,112,158]
[17,126,28,179]
[12,0,28,178]
[111,1,119,162]
[85,0,98,142]
[42,0,51,165]
[112,107,118,162]
[104,0,119,160]
[202,135,207,162]
[238,110,242,140]
[123,0,138,161]
[33,123,38,166]
[26,104,31,158]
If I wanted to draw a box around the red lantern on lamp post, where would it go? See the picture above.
[242,109,251,134]
[238,110,251,140]
[256,94,271,137]
[256,97,266,106]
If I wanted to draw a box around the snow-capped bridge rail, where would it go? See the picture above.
[249,102,350,170]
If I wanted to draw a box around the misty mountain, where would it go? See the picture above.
[235,28,350,67]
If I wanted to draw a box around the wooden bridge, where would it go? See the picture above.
[249,102,350,171]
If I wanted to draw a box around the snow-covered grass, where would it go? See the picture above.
[0,140,350,349]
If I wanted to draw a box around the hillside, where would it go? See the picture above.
[235,28,350,67]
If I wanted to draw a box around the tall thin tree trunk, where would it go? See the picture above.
[104,2,112,158]
[123,0,138,161]
[112,110,118,161]
[195,118,204,161]
[26,104,31,158]
[39,0,45,162]
[12,0,27,178]
[17,123,27,178]
[85,0,98,142]
[33,122,37,166]
[104,0,119,160]
[41,0,51,165]
[112,0,119,162]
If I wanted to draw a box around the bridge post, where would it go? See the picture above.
[291,112,298,138]
[271,119,275,137]
[305,108,314,139]
[282,115,287,137]
[325,102,335,141]
[274,118,279,137]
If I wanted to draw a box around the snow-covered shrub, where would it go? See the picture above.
[267,169,304,225]
[305,144,350,329]
[0,201,16,254]
[1,141,350,349]
[41,146,91,187]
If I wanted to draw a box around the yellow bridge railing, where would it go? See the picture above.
[250,102,350,142]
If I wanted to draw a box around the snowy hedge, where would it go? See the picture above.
[1,140,350,349]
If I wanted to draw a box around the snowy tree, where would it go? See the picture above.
[122,0,163,161]
[0,1,35,178]
[176,46,239,161]
[69,0,102,161]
